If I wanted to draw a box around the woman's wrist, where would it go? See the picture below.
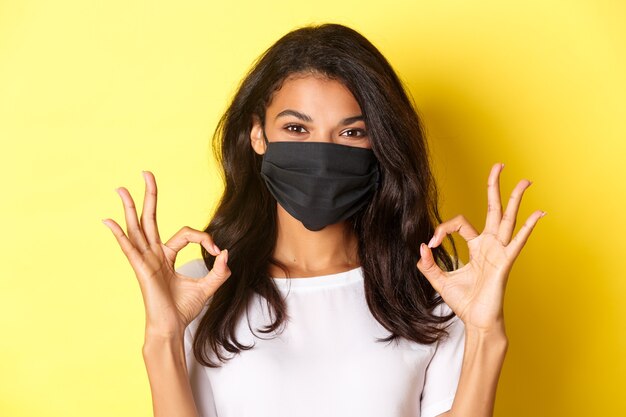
[140,326,198,416]
[463,323,509,361]
[142,331,188,375]
[143,326,186,353]
[463,317,508,341]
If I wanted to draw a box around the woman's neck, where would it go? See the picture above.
[268,203,360,278]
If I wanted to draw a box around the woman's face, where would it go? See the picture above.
[250,73,372,154]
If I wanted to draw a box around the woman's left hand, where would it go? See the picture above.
[416,162,545,332]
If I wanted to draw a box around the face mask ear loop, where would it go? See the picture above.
[259,114,270,149]
[261,127,270,153]
[262,128,269,145]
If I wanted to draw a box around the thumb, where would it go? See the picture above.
[416,243,444,294]
[201,249,231,294]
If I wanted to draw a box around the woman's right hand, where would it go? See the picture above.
[102,170,231,340]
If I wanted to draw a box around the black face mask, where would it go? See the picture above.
[260,128,380,231]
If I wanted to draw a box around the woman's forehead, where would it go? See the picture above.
[266,75,362,120]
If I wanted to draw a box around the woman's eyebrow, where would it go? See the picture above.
[276,109,312,122]
[340,115,364,125]
[275,109,364,125]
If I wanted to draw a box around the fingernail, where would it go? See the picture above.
[213,243,220,253]
[101,219,108,226]
[420,243,426,256]
[501,163,505,169]
[427,237,436,248]
[541,211,547,217]
[223,249,228,263]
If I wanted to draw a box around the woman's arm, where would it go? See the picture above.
[142,332,200,417]
[440,323,508,417]
[417,163,543,417]
[103,172,231,417]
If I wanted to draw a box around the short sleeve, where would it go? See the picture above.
[176,259,219,417]
[419,302,465,417]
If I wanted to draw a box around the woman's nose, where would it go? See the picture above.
[308,130,335,143]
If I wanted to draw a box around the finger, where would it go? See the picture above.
[427,214,479,248]
[116,186,150,252]
[163,226,222,264]
[497,179,532,245]
[416,243,448,295]
[140,170,162,248]
[102,218,143,267]
[484,162,504,235]
[505,210,546,260]
[198,249,231,295]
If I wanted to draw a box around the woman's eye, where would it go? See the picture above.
[342,128,368,138]
[283,125,367,137]
[285,124,307,134]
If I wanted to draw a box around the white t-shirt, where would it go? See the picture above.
[177,258,465,417]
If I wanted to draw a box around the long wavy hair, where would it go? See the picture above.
[194,23,460,368]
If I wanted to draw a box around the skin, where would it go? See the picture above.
[102,71,545,417]
[249,72,372,278]
[415,160,545,417]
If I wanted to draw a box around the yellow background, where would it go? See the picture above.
[1,0,624,415]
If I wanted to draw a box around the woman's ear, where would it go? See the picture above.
[250,114,267,155]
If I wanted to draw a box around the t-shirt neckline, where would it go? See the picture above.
[271,266,363,289]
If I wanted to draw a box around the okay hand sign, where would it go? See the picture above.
[416,163,546,332]
[102,171,231,340]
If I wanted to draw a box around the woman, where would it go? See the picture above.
[102,23,545,417]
